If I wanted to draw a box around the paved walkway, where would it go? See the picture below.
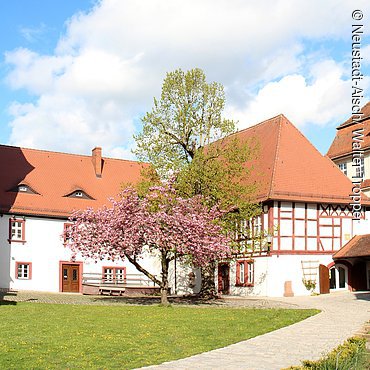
[142,291,370,370]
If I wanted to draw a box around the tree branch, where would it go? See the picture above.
[125,254,162,287]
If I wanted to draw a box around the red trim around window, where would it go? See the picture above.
[8,218,26,244]
[235,260,254,287]
[102,266,127,283]
[63,222,73,243]
[15,261,32,280]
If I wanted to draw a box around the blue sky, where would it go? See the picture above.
[0,0,369,158]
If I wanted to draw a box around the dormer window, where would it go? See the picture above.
[8,184,38,195]
[65,190,93,200]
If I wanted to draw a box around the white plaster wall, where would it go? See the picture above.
[168,262,201,295]
[353,209,370,236]
[227,254,334,297]
[228,258,269,296]
[1,215,163,293]
[0,215,12,290]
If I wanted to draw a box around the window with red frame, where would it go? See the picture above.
[16,262,32,279]
[9,218,26,243]
[102,267,126,284]
[63,223,73,243]
[236,260,254,286]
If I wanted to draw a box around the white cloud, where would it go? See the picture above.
[4,0,370,157]
[19,23,48,43]
[228,59,359,129]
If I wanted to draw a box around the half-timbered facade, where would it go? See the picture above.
[218,115,370,297]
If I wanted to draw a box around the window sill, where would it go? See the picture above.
[8,239,26,244]
[235,283,254,287]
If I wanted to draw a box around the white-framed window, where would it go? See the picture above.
[248,215,262,237]
[103,267,126,284]
[115,268,125,283]
[338,162,347,175]
[355,158,365,179]
[247,262,254,284]
[16,262,31,279]
[236,260,254,286]
[9,218,25,243]
[254,215,262,236]
[239,263,245,284]
[103,267,114,282]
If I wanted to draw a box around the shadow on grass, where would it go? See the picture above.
[91,295,224,306]
[0,291,17,306]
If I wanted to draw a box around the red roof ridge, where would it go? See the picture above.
[338,101,370,129]
[0,143,144,165]
[268,115,284,198]
[231,113,286,137]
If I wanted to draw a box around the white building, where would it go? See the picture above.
[1,113,369,297]
[0,146,161,294]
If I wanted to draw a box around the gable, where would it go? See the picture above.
[230,115,369,205]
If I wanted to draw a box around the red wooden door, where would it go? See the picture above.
[352,262,367,291]
[218,263,230,294]
[319,264,330,294]
[62,264,80,292]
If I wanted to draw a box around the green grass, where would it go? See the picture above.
[0,302,318,369]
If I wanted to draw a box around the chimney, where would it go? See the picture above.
[92,147,102,178]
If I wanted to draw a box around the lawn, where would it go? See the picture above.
[0,302,318,369]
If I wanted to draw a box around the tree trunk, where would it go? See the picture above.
[198,261,217,299]
[160,254,170,306]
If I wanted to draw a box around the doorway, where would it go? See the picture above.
[61,263,81,293]
[329,264,348,291]
[218,263,230,294]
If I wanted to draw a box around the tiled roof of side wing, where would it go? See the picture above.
[333,234,370,258]
[327,102,370,159]
[0,144,147,218]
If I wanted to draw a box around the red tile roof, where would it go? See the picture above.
[333,234,370,258]
[231,115,370,204]
[327,102,370,159]
[0,145,147,218]
[1,114,366,219]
